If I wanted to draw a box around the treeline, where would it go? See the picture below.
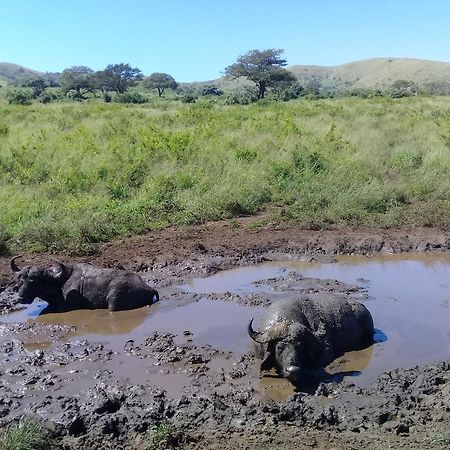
[5,49,450,106]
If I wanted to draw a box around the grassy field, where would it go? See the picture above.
[1,96,449,254]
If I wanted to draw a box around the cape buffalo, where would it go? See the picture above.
[10,256,159,313]
[248,296,374,384]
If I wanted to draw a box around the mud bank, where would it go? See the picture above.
[0,223,449,449]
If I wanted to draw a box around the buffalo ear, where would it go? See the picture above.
[260,349,276,372]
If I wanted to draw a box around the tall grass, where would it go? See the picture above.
[1,97,449,253]
[0,421,54,450]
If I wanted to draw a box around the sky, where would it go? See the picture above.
[2,0,450,82]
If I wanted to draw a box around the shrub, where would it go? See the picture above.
[0,421,54,450]
[0,226,10,255]
[147,421,184,450]
[114,92,148,104]
[7,89,33,105]
[223,88,257,105]
[180,94,197,104]
[201,85,223,96]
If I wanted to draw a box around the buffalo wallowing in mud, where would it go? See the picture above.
[10,256,159,313]
[248,296,374,384]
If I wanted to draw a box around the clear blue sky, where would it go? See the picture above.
[2,0,450,82]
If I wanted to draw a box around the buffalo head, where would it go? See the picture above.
[10,256,67,304]
[248,318,321,382]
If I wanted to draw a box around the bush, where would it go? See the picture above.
[271,81,305,101]
[0,421,54,450]
[0,226,10,255]
[223,89,257,105]
[114,92,148,104]
[180,94,197,104]
[147,421,184,450]
[201,85,223,96]
[66,89,85,101]
[7,89,33,105]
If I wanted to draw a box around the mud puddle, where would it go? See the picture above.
[182,252,450,386]
[1,252,449,403]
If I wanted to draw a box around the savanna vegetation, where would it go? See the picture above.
[1,95,449,255]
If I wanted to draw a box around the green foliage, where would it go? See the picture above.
[0,97,449,254]
[6,89,33,105]
[225,49,296,99]
[0,225,10,255]
[114,92,148,104]
[147,421,184,450]
[201,84,223,96]
[389,80,418,98]
[59,66,95,98]
[180,94,196,103]
[23,77,47,98]
[143,73,178,97]
[100,63,143,94]
[224,88,257,105]
[0,421,54,450]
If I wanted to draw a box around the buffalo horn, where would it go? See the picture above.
[10,255,22,272]
[52,259,67,280]
[247,318,270,344]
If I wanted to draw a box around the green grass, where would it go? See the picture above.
[147,421,183,450]
[0,421,54,450]
[1,96,450,254]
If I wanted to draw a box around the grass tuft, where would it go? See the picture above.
[0,421,54,450]
[147,421,184,450]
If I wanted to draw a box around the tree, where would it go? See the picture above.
[143,72,178,97]
[23,77,47,98]
[99,63,142,94]
[225,49,296,99]
[60,66,95,98]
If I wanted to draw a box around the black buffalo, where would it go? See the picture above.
[10,256,159,313]
[248,296,374,384]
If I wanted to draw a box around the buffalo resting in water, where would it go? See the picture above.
[248,296,374,384]
[10,256,159,313]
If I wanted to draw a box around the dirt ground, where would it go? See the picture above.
[0,217,449,450]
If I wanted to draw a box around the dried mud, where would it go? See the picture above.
[0,219,449,450]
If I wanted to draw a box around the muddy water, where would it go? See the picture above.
[182,253,450,385]
[2,253,450,400]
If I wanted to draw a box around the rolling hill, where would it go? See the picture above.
[0,62,42,85]
[289,57,450,90]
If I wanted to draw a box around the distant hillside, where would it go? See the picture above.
[289,57,450,91]
[0,63,42,85]
[2,58,450,93]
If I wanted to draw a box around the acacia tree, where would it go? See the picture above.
[98,63,143,94]
[143,72,178,97]
[23,77,47,98]
[59,66,95,98]
[225,49,296,99]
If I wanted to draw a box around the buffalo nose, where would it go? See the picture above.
[152,294,159,303]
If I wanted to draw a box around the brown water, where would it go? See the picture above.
[2,253,450,398]
[181,252,450,385]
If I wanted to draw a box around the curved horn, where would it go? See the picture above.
[248,318,271,344]
[51,259,67,281]
[10,255,23,272]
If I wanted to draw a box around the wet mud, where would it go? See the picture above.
[0,224,449,449]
